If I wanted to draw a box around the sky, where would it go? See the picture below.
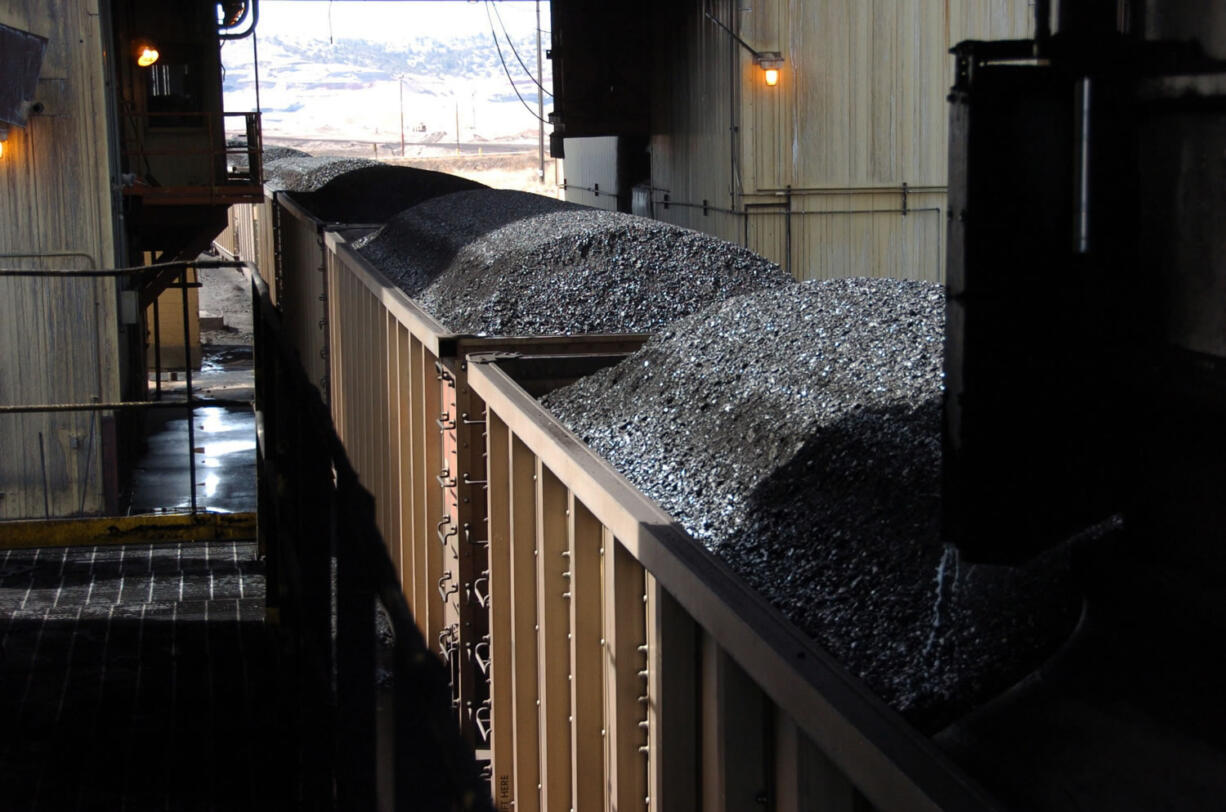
[250,1,548,44]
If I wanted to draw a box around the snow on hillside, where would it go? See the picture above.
[223,2,552,145]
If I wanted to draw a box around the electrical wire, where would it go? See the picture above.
[490,1,552,97]
[483,1,548,124]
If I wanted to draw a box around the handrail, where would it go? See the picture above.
[120,111,263,202]
[0,260,248,519]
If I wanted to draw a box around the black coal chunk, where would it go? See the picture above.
[263,155,381,193]
[354,188,793,335]
[288,165,487,224]
[542,277,1080,728]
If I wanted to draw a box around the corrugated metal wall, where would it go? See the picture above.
[0,1,119,519]
[649,0,744,246]
[649,0,1032,282]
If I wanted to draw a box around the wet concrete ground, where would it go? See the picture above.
[132,346,256,516]
[129,406,257,515]
[0,540,285,811]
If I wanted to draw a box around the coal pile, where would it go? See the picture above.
[287,165,486,224]
[263,155,380,192]
[261,146,309,162]
[355,189,792,334]
[542,278,1080,728]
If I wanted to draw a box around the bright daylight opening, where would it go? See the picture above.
[221,0,556,192]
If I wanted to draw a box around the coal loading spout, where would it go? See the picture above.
[942,0,1226,567]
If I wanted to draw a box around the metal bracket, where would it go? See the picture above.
[463,520,489,547]
[474,700,492,740]
[438,571,459,603]
[471,573,490,608]
[473,639,491,674]
[437,516,458,546]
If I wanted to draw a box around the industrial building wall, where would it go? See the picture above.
[647,0,744,247]
[0,1,120,518]
[649,0,1032,282]
[559,136,621,212]
[145,269,202,370]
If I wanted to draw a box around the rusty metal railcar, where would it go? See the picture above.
[323,231,647,756]
[246,172,998,810]
[317,227,996,811]
[214,188,276,301]
[462,353,997,812]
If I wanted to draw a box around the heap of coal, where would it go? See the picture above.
[263,155,380,192]
[542,278,1080,728]
[355,189,792,334]
[261,145,309,163]
[287,165,486,224]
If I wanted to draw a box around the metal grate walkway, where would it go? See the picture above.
[0,540,281,811]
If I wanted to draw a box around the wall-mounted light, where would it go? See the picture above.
[0,126,8,159]
[755,52,784,87]
[705,11,786,90]
[134,39,159,67]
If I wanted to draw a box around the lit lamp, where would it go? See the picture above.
[0,126,7,159]
[755,52,784,87]
[134,40,160,67]
[703,11,786,89]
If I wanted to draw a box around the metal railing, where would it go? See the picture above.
[0,260,250,518]
[121,111,264,205]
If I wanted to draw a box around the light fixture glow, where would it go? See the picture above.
[0,142,5,160]
[135,41,160,67]
[755,52,785,88]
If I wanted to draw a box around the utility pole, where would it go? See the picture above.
[399,76,405,157]
[455,100,460,154]
[536,0,545,183]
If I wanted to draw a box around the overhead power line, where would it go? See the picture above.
[490,0,553,97]
[483,0,549,123]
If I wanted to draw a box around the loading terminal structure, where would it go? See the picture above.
[2,1,1226,810]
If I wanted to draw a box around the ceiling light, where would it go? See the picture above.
[135,40,159,67]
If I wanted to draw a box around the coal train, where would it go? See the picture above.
[221,4,1226,799]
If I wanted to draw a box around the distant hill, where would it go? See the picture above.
[223,33,552,143]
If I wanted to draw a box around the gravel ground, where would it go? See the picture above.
[355,189,792,334]
[286,165,486,224]
[542,278,1081,728]
[198,265,253,346]
[263,155,381,192]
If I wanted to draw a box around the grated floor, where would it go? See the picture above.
[0,540,283,811]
